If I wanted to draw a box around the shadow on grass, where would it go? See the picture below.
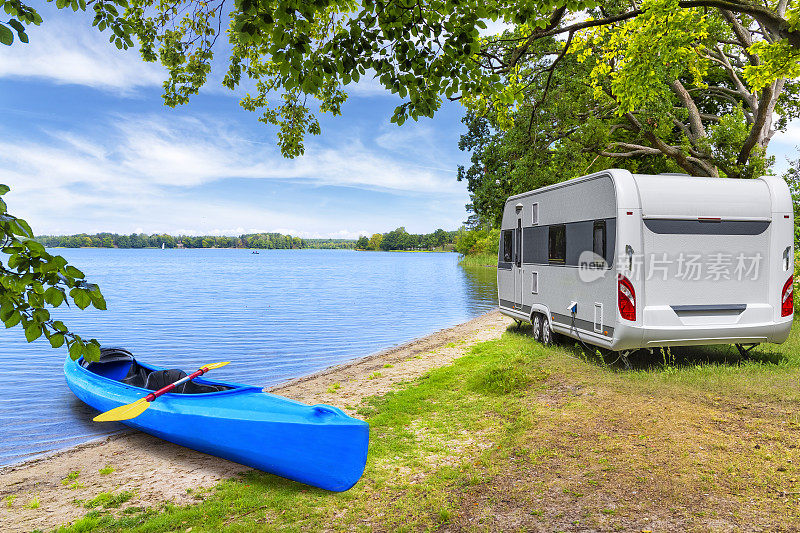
[506,322,789,371]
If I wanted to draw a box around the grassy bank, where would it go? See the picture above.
[458,252,497,268]
[57,322,800,532]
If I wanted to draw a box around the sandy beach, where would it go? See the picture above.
[0,310,510,533]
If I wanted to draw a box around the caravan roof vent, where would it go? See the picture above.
[515,203,523,213]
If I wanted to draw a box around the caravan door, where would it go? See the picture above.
[514,218,523,310]
[497,228,514,310]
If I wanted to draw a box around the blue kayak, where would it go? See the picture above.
[63,352,369,492]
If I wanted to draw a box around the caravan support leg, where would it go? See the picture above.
[735,343,759,358]
[619,350,633,370]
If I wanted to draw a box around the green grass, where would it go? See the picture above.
[56,320,800,531]
[61,471,80,485]
[325,382,341,394]
[457,252,497,268]
[98,466,115,476]
[83,491,135,510]
[24,496,39,510]
[5,495,17,508]
[61,471,84,490]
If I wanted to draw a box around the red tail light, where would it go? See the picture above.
[618,275,636,321]
[781,275,794,317]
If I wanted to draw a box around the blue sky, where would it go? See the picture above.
[0,7,797,239]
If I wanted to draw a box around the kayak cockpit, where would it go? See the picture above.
[80,347,236,394]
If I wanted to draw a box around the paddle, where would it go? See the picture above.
[93,361,230,422]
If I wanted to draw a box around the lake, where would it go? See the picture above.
[0,248,498,466]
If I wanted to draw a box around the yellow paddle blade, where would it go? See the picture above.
[202,361,230,370]
[93,397,150,422]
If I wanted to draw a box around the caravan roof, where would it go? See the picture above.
[505,170,790,219]
[632,174,772,220]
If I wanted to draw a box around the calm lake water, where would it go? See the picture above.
[0,248,497,465]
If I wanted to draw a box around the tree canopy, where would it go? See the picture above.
[3,0,797,161]
[454,3,800,225]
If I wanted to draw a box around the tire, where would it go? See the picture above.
[541,319,553,345]
[532,314,543,342]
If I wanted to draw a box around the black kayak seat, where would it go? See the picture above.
[81,347,135,381]
[81,347,230,394]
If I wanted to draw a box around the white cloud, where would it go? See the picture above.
[0,113,468,236]
[0,16,165,93]
[103,114,463,194]
[0,114,461,193]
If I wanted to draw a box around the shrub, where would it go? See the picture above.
[454,227,500,257]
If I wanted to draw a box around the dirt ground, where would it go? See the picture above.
[0,310,510,533]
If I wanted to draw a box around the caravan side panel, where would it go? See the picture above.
[499,172,623,347]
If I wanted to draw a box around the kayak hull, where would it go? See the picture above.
[63,356,369,492]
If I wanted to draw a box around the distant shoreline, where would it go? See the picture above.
[354,249,455,253]
[42,246,353,250]
[42,247,460,253]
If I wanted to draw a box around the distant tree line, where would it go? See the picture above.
[355,228,456,252]
[35,232,356,250]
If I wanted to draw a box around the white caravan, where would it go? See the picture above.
[497,169,794,354]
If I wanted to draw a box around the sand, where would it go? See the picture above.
[0,310,510,532]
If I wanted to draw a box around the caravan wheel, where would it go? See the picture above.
[541,320,553,345]
[532,314,543,342]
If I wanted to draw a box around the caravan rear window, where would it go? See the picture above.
[502,230,513,262]
[548,224,566,264]
[593,220,606,258]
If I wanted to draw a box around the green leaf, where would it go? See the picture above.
[70,288,92,310]
[65,265,85,279]
[0,300,13,321]
[49,333,65,348]
[24,322,41,342]
[15,218,33,238]
[45,287,66,307]
[0,24,13,46]
[83,342,101,361]
[69,340,83,360]
[7,253,21,269]
[4,310,20,328]
[24,239,45,255]
[32,308,49,323]
[90,292,107,311]
[27,291,44,308]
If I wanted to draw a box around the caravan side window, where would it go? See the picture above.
[502,230,513,262]
[593,220,606,259]
[548,224,566,264]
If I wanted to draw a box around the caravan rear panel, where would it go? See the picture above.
[498,170,794,352]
